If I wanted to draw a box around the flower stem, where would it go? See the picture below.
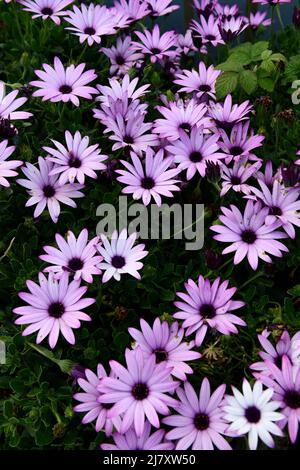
[240,271,264,289]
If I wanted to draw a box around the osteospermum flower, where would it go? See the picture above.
[98,347,179,437]
[163,378,231,450]
[40,229,102,283]
[18,0,74,25]
[223,379,283,450]
[259,356,300,443]
[176,30,197,56]
[128,318,201,380]
[0,140,22,187]
[102,36,144,76]
[13,272,94,348]
[247,11,271,30]
[256,160,281,189]
[101,422,174,450]
[209,94,253,132]
[147,0,179,17]
[174,62,221,101]
[17,157,84,223]
[113,0,149,22]
[116,148,180,206]
[174,275,245,346]
[166,127,224,180]
[64,4,118,46]
[218,122,265,164]
[248,180,300,239]
[252,0,291,5]
[97,229,148,283]
[0,82,32,121]
[30,57,97,106]
[96,74,150,106]
[132,24,177,64]
[251,331,300,380]
[154,99,210,141]
[219,159,262,197]
[43,130,107,184]
[210,200,288,270]
[73,364,121,435]
[219,17,248,42]
[215,3,239,19]
[191,15,225,47]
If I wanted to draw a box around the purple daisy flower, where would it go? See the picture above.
[64,4,118,46]
[128,318,201,380]
[256,160,281,189]
[101,422,174,450]
[174,275,245,346]
[30,57,97,106]
[252,0,291,5]
[163,378,231,450]
[209,94,253,131]
[248,180,300,239]
[113,0,149,22]
[98,347,179,437]
[96,74,150,106]
[218,122,265,164]
[132,24,177,64]
[40,228,102,283]
[154,98,210,141]
[211,200,289,270]
[43,130,107,184]
[223,379,284,450]
[219,17,248,42]
[174,62,221,101]
[191,15,225,47]
[251,331,300,380]
[193,0,218,20]
[146,0,179,17]
[97,229,148,283]
[176,30,197,56]
[101,36,144,77]
[0,140,22,187]
[219,159,262,197]
[247,12,271,30]
[74,364,121,435]
[0,82,32,121]
[259,356,300,444]
[13,272,94,348]
[17,157,84,223]
[215,3,239,20]
[116,148,181,206]
[18,0,74,25]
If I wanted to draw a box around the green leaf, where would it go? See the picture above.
[239,70,258,95]
[288,285,300,296]
[215,72,238,99]
[250,41,269,61]
[229,51,252,66]
[34,425,53,446]
[217,61,243,72]
[261,50,272,60]
[258,76,275,92]
[270,53,286,63]
[260,60,276,73]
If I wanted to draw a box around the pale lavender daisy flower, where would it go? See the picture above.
[211,200,289,270]
[220,159,262,196]
[132,24,177,64]
[146,0,179,17]
[209,94,253,131]
[252,0,291,5]
[215,3,239,20]
[219,17,248,42]
[30,57,97,106]
[176,30,197,56]
[247,12,271,30]
[97,229,148,283]
[166,127,224,180]
[98,347,179,437]
[13,272,94,348]
[163,378,231,450]
[193,0,218,20]
[96,74,150,106]
[128,318,201,380]
[116,148,180,206]
[40,229,102,283]
[218,122,265,164]
[101,422,174,450]
[74,364,121,435]
[101,37,144,76]
[191,15,225,47]
[113,0,149,22]
[18,0,74,25]
[43,130,107,184]
[174,62,221,101]
[0,82,32,121]
[17,157,84,223]
[0,140,22,187]
[223,379,284,450]
[174,275,245,346]
[256,160,282,189]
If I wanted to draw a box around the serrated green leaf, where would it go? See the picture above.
[288,285,300,296]
[258,76,275,92]
[260,60,276,73]
[261,50,272,60]
[215,71,238,99]
[251,41,269,61]
[239,70,258,95]
[216,61,243,72]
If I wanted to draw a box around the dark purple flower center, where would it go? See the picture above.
[189,151,203,163]
[214,120,235,132]
[68,257,83,272]
[41,7,53,15]
[59,84,73,94]
[230,146,243,156]
[141,176,155,190]
[68,152,81,168]
[132,383,149,400]
[115,55,125,65]
[123,135,134,144]
[101,402,112,410]
[84,26,96,35]
[205,34,216,41]
[269,206,282,216]
[200,303,216,319]
[0,118,17,139]
[154,349,168,363]
[231,176,241,185]
[284,390,300,409]
[245,406,261,423]
[194,413,210,430]
[43,184,56,198]
[151,47,161,55]
[179,122,191,132]
[199,84,211,92]
[48,302,65,318]
[111,255,126,269]
[241,229,256,244]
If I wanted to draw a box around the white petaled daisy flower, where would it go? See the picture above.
[97,229,148,283]
[223,379,284,450]
[101,36,144,77]
[0,139,22,187]
[18,0,74,25]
